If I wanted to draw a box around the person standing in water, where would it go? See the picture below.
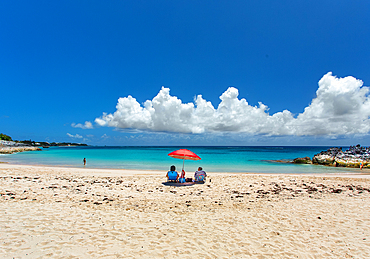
[83,158,86,166]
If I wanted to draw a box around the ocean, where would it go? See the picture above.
[0,146,360,175]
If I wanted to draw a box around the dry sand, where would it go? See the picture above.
[1,164,370,258]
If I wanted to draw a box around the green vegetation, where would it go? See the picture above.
[0,133,12,141]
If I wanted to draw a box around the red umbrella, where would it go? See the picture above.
[168,149,201,172]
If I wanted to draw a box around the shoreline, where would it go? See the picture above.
[1,163,370,178]
[2,145,369,175]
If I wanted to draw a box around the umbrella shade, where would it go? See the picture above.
[168,149,201,160]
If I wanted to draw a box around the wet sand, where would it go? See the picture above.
[1,164,370,258]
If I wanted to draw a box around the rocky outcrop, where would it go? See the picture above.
[293,157,312,164]
[312,145,370,168]
[0,146,42,154]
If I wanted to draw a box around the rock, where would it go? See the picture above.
[312,154,335,165]
[312,145,370,168]
[293,157,312,164]
[0,146,42,154]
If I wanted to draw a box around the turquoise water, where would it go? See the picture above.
[0,146,359,174]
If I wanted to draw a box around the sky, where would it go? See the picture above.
[1,0,370,146]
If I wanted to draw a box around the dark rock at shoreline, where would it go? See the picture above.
[293,157,312,164]
[263,159,293,164]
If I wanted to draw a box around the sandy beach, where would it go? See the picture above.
[1,164,370,258]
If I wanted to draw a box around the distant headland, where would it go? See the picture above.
[0,133,88,154]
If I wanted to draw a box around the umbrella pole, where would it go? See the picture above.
[182,154,185,172]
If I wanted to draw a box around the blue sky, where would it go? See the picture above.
[1,0,370,146]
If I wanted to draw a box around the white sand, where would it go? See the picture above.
[1,164,370,258]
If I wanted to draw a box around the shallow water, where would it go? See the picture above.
[0,146,359,174]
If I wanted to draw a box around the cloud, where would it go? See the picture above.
[92,72,370,136]
[67,133,83,139]
[71,121,94,129]
[291,72,370,135]
[101,134,109,139]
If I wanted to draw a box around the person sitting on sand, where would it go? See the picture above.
[166,165,179,182]
[194,167,207,182]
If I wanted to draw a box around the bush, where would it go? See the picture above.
[0,133,12,141]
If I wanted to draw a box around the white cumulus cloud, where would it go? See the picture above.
[67,133,83,139]
[91,72,370,136]
[291,72,370,135]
